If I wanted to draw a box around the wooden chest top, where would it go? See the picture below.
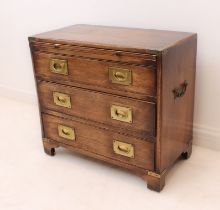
[30,24,195,53]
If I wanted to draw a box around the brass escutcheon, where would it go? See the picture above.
[58,125,75,140]
[113,140,134,158]
[50,59,68,75]
[109,67,132,85]
[111,105,132,123]
[53,92,71,108]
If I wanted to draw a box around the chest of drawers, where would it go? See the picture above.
[29,25,197,192]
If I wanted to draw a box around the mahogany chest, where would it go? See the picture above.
[29,25,197,192]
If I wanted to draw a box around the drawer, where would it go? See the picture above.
[33,52,156,100]
[38,81,156,137]
[42,113,155,170]
[30,41,156,67]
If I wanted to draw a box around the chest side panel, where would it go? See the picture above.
[157,35,197,172]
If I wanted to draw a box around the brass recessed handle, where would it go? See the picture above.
[115,109,127,118]
[57,96,66,103]
[53,62,63,72]
[109,67,132,85]
[53,92,71,108]
[61,128,70,136]
[114,71,127,82]
[58,125,75,140]
[113,140,134,158]
[111,105,132,123]
[118,144,130,153]
[50,59,68,75]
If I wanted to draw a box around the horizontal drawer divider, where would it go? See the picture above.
[30,39,158,59]
[36,77,157,103]
[33,50,157,68]
[36,78,157,104]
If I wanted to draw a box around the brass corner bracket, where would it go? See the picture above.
[147,170,166,178]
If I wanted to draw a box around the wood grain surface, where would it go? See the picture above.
[37,81,156,137]
[29,24,197,192]
[29,24,195,53]
[42,113,155,170]
[33,52,156,100]
[30,41,156,66]
[156,34,197,172]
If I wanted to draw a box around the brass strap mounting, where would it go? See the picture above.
[147,170,166,178]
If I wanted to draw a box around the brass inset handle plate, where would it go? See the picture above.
[113,140,134,158]
[109,67,132,85]
[53,92,71,108]
[58,124,75,140]
[50,59,68,75]
[111,105,132,123]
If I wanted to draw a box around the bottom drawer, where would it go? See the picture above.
[42,113,154,170]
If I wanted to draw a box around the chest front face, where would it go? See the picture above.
[29,25,197,192]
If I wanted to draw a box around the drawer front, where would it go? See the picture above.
[42,113,154,170]
[31,41,156,67]
[33,52,156,100]
[38,81,156,136]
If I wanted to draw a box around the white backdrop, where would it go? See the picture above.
[0,0,219,148]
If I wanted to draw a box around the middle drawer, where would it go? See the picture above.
[37,81,155,137]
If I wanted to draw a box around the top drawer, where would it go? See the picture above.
[32,52,156,100]
[30,41,157,67]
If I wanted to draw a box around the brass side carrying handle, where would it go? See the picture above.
[172,80,188,99]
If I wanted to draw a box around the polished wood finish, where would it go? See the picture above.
[42,137,148,175]
[156,35,197,173]
[42,113,155,169]
[37,80,156,136]
[42,109,153,141]
[30,24,194,53]
[33,52,156,100]
[143,170,166,192]
[29,24,197,192]
[43,139,58,156]
[31,41,156,67]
